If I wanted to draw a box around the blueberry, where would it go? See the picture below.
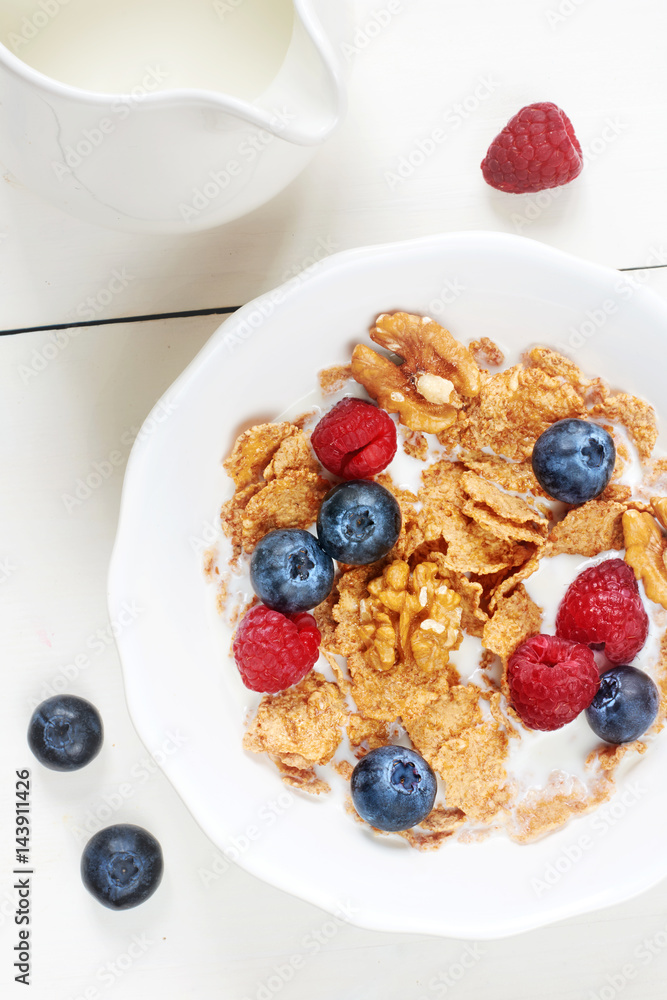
[27,695,103,771]
[250,528,334,614]
[317,480,402,565]
[531,418,615,504]
[81,824,163,910]
[351,746,437,832]
[586,665,659,744]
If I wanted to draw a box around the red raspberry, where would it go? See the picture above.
[555,558,649,664]
[311,397,397,479]
[233,605,320,693]
[508,634,599,731]
[481,102,583,194]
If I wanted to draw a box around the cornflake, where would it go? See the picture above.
[243,672,347,777]
[469,337,504,369]
[241,471,330,553]
[217,310,667,847]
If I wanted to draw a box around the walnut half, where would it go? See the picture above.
[351,312,482,434]
[359,559,463,674]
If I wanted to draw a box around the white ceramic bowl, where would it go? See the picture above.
[108,231,667,938]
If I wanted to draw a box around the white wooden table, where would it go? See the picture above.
[3,2,667,998]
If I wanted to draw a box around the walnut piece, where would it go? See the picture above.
[651,496,667,531]
[359,559,463,675]
[351,312,481,433]
[623,509,667,609]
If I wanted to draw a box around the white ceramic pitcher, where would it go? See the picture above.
[0,0,348,233]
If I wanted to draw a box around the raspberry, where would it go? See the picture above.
[233,605,320,693]
[556,558,649,664]
[508,634,600,731]
[481,102,583,194]
[311,397,397,479]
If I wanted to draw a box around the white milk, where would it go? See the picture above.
[0,0,294,98]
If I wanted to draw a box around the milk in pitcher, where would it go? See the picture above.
[0,0,295,98]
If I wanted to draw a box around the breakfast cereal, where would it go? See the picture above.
[212,311,667,846]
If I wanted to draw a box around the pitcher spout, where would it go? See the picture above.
[250,0,348,146]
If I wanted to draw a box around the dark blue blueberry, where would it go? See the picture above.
[81,824,163,910]
[27,695,103,771]
[250,528,334,614]
[317,480,402,565]
[531,418,615,505]
[351,746,437,832]
[586,665,659,744]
